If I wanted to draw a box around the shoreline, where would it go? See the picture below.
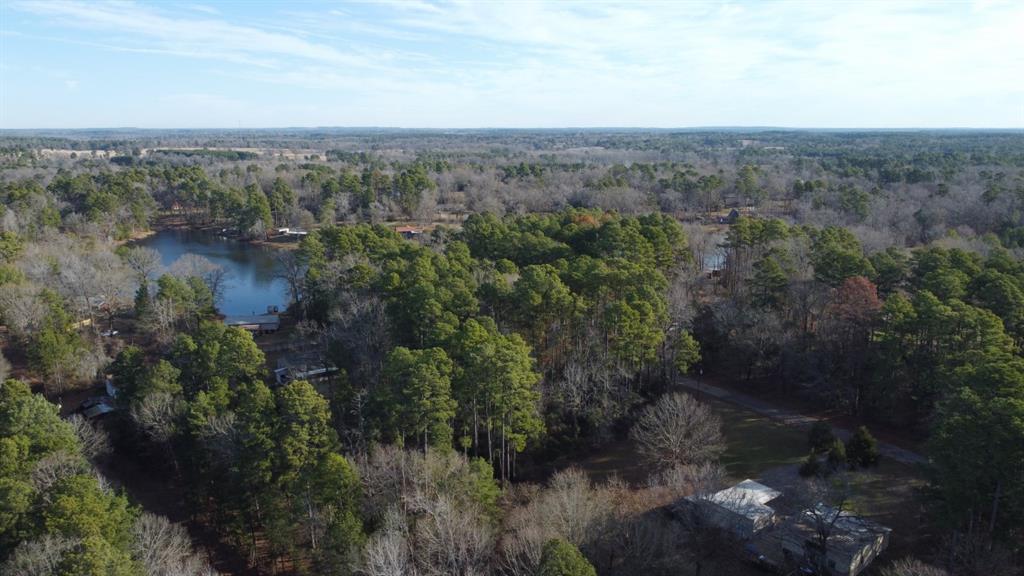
[134,214,301,250]
[114,228,157,246]
[136,212,460,251]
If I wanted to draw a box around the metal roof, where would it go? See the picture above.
[690,479,782,522]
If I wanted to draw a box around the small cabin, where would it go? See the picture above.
[718,208,741,224]
[395,225,422,239]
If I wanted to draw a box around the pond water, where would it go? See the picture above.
[703,248,726,271]
[135,229,289,317]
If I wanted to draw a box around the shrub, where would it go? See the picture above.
[846,426,881,468]
[799,453,822,477]
[539,538,596,576]
[808,421,835,453]
[826,439,847,472]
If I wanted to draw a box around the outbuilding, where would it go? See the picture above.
[685,479,782,538]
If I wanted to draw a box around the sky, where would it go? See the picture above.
[1,0,1022,129]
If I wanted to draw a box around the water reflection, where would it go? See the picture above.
[135,229,289,316]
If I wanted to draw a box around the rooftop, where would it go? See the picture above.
[688,479,782,522]
[781,508,891,560]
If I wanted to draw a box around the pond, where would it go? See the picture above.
[135,229,290,317]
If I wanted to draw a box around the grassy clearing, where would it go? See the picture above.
[847,459,934,563]
[710,396,809,479]
[558,394,810,484]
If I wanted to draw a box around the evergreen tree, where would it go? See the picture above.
[450,318,543,480]
[377,347,456,451]
[242,182,273,234]
[673,331,702,375]
[826,439,847,472]
[845,426,881,468]
[539,538,596,576]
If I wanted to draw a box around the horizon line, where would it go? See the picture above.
[2,126,1023,133]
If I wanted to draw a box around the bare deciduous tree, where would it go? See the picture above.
[88,249,135,330]
[789,475,859,575]
[500,468,611,576]
[130,391,183,444]
[356,447,498,576]
[1,535,79,576]
[132,512,219,576]
[21,239,134,328]
[881,558,949,576]
[630,392,724,469]
[534,468,611,548]
[274,250,307,308]
[362,507,416,576]
[588,477,688,576]
[326,289,391,388]
[653,461,726,503]
[170,254,230,304]
[122,245,163,284]
[0,283,48,337]
[665,463,741,576]
[414,495,494,576]
[30,451,89,497]
[66,414,111,459]
[143,297,183,346]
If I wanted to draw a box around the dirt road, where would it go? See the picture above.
[677,378,928,465]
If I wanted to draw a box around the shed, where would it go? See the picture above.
[718,208,741,224]
[395,225,422,239]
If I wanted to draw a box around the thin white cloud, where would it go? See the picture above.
[159,93,242,107]
[13,0,376,68]
[3,0,1023,127]
[184,4,219,15]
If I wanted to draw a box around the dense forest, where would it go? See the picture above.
[1,129,1022,576]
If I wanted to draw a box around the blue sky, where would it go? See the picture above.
[1,0,1022,129]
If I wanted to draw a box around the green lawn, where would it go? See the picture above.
[562,394,810,484]
[847,459,934,563]
[708,396,809,479]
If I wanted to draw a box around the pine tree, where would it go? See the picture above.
[846,426,881,467]
[539,538,596,576]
